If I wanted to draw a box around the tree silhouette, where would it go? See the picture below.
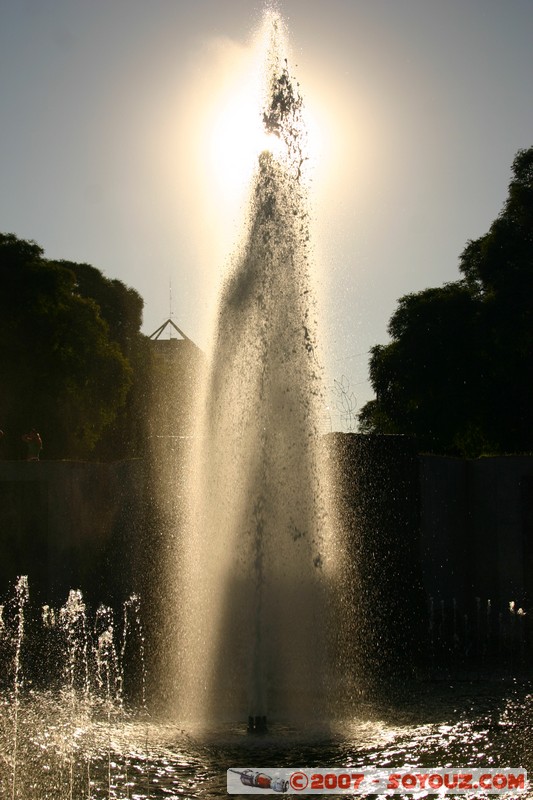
[0,234,134,459]
[359,147,533,456]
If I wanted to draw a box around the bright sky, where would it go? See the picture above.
[1,0,532,430]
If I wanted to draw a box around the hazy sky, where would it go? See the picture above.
[1,0,532,429]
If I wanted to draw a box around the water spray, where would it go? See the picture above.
[176,6,331,729]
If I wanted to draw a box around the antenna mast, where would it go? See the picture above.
[169,279,173,338]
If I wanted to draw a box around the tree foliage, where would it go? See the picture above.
[58,260,150,460]
[0,233,141,459]
[359,147,533,456]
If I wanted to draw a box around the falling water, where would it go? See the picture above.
[173,12,344,728]
[10,576,28,800]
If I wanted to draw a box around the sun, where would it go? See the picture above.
[208,82,284,204]
[208,77,326,202]
[191,15,331,269]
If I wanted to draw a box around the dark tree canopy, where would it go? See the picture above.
[0,233,141,459]
[60,261,144,356]
[359,147,533,456]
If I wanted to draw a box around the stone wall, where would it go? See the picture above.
[1,443,532,624]
[326,433,426,686]
[420,454,533,608]
[0,459,149,605]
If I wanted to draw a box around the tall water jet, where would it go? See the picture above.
[173,12,345,728]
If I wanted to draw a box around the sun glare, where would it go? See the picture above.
[208,83,283,201]
[208,79,327,202]
[205,11,328,204]
[185,11,335,283]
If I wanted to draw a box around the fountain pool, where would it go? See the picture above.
[0,675,532,798]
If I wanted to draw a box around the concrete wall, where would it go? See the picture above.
[420,454,533,608]
[326,433,426,685]
[1,444,532,620]
[0,459,148,605]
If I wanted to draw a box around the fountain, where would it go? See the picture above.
[0,8,531,799]
[170,13,349,731]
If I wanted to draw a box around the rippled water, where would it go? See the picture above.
[1,681,531,799]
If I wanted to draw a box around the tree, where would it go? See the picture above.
[60,261,143,357]
[0,234,133,459]
[359,147,533,456]
[58,260,150,460]
[359,282,487,454]
[458,148,533,453]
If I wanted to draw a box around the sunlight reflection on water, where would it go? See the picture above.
[1,682,532,799]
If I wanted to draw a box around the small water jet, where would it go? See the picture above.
[0,579,150,799]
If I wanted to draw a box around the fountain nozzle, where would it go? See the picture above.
[247,715,268,734]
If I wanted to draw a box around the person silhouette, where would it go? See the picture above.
[22,429,42,461]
